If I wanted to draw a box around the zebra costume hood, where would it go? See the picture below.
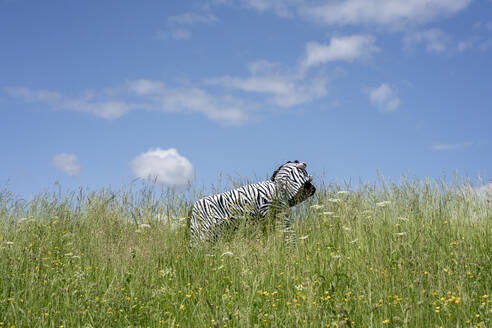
[270,160,316,206]
[188,160,316,246]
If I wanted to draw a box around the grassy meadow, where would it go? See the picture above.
[0,177,491,327]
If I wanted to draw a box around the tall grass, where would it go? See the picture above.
[0,177,490,327]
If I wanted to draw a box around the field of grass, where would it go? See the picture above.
[0,177,491,328]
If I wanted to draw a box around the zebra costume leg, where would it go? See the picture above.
[282,212,296,246]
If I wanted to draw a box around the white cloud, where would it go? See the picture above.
[247,59,282,75]
[209,0,471,29]
[4,87,62,103]
[4,86,134,119]
[126,80,249,125]
[207,0,300,16]
[299,0,471,28]
[4,82,249,125]
[205,36,378,108]
[130,148,193,185]
[63,99,133,119]
[431,142,473,150]
[299,35,379,70]
[365,83,400,112]
[403,29,449,53]
[5,36,367,124]
[126,80,165,95]
[207,74,328,107]
[238,0,301,16]
[51,153,81,177]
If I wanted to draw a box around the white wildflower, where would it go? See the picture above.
[310,204,323,210]
[6,241,14,245]
[327,198,341,203]
[394,232,407,236]
[295,284,304,291]
[350,239,358,244]
[342,226,351,231]
[337,191,350,195]
[159,268,175,277]
[299,235,309,240]
[398,217,409,222]
[139,223,151,228]
[376,201,391,207]
[221,251,234,257]
[331,254,341,259]
[322,211,335,216]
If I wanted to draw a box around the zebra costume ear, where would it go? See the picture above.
[296,162,307,169]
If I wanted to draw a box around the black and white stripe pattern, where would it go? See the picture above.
[188,160,316,246]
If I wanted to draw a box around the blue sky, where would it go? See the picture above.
[1,0,491,197]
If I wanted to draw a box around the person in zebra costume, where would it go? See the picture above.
[188,160,316,246]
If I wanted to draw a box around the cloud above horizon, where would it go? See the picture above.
[130,148,194,185]
[299,35,379,70]
[431,142,473,151]
[206,72,329,108]
[206,35,378,107]
[51,153,81,177]
[404,29,450,53]
[365,83,400,112]
[299,0,471,28]
[4,37,375,124]
[213,0,472,29]
[4,83,249,125]
[3,86,136,119]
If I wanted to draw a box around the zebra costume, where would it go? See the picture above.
[188,160,316,246]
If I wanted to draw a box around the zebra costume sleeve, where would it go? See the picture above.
[188,160,316,246]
